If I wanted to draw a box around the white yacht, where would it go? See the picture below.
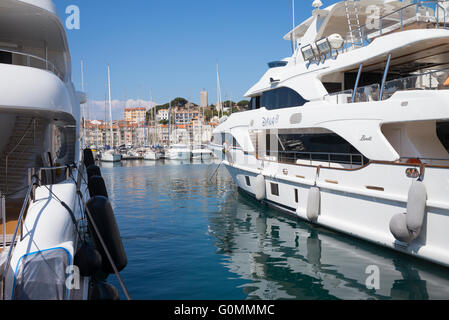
[192,145,213,160]
[166,144,192,160]
[0,0,128,300]
[211,0,449,268]
[143,149,161,161]
[100,150,121,163]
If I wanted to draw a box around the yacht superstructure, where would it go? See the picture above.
[211,0,449,267]
[0,0,128,299]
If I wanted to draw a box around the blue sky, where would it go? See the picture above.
[54,0,338,119]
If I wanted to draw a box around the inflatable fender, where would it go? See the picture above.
[86,196,127,274]
[406,180,427,234]
[307,187,321,221]
[87,165,102,179]
[84,149,95,168]
[88,176,109,199]
[389,181,427,243]
[74,243,103,277]
[89,281,120,300]
[254,175,266,201]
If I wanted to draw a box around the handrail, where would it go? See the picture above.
[345,0,449,50]
[324,67,449,103]
[5,119,36,194]
[266,150,365,168]
[0,47,64,81]
[1,175,36,297]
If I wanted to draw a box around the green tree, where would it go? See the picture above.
[237,100,249,107]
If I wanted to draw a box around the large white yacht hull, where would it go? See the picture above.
[223,155,449,268]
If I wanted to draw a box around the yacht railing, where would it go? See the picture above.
[345,1,448,51]
[382,67,449,98]
[324,68,449,104]
[0,47,64,81]
[323,89,354,104]
[0,162,78,298]
[265,150,366,169]
[1,193,5,251]
[1,174,36,297]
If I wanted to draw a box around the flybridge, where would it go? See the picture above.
[286,0,449,65]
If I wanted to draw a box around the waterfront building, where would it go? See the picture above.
[157,109,169,122]
[125,107,147,124]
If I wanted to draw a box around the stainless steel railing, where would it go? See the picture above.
[1,174,36,297]
[265,150,366,169]
[0,47,64,81]
[324,68,449,104]
[345,1,448,51]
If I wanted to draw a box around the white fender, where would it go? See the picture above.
[307,187,321,221]
[254,175,266,201]
[390,181,427,243]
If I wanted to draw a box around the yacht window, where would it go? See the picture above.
[0,51,12,64]
[245,176,251,186]
[266,131,368,165]
[323,82,342,94]
[261,87,308,110]
[224,133,241,149]
[271,183,279,196]
[250,96,261,110]
[294,189,298,203]
[437,122,449,153]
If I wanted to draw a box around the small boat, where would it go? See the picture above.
[166,144,191,160]
[192,146,213,160]
[143,150,160,161]
[121,150,143,160]
[100,150,121,162]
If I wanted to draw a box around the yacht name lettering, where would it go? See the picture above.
[262,115,280,127]
[360,135,373,142]
[174,305,208,318]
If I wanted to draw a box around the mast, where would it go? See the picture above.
[216,63,222,119]
[168,98,172,147]
[107,65,114,149]
[81,59,86,148]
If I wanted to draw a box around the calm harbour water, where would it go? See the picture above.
[99,160,449,300]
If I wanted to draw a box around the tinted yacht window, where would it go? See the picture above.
[250,96,261,110]
[261,87,308,110]
[273,132,369,165]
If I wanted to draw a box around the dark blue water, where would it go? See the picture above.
[100,160,449,300]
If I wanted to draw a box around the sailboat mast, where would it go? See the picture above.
[108,65,114,148]
[168,98,171,147]
[216,64,222,119]
[81,60,86,148]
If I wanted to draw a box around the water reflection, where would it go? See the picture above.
[99,160,449,300]
[209,188,449,300]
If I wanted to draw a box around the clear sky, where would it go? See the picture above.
[54,0,339,119]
